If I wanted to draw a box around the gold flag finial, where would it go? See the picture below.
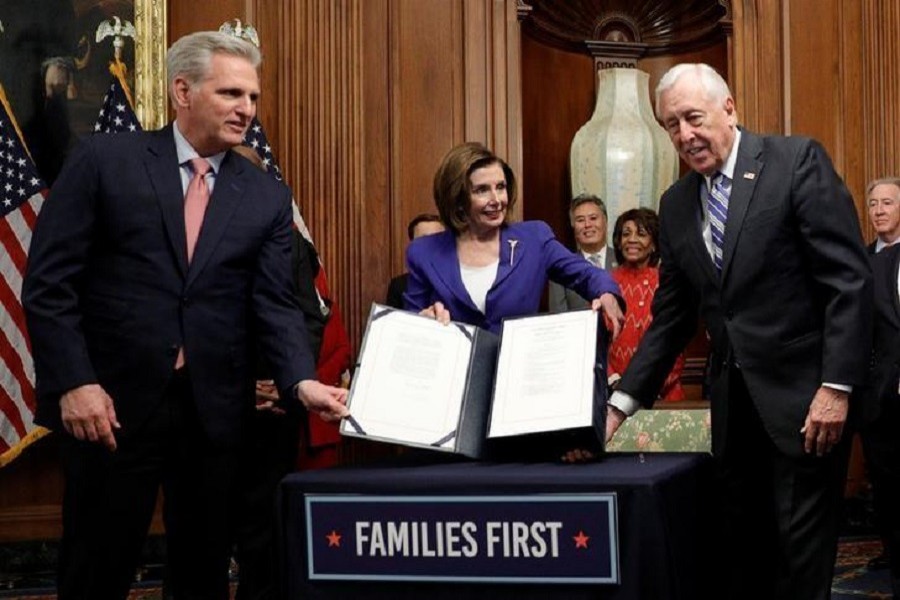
[219,19,260,48]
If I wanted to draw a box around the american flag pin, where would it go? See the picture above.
[743,172,756,180]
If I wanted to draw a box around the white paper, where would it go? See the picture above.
[488,310,597,437]
[342,307,473,448]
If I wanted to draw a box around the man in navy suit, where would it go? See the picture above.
[23,31,347,600]
[605,63,872,599]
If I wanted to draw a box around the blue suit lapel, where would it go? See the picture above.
[492,225,524,291]
[186,151,244,288]
[426,232,478,312]
[721,132,764,282]
[144,127,189,277]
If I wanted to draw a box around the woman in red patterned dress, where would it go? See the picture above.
[607,207,685,402]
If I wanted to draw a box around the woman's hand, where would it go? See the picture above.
[419,301,451,325]
[561,448,596,463]
[592,292,625,340]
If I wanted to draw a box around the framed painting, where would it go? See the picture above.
[0,0,166,185]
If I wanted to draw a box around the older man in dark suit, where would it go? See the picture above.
[23,31,347,600]
[606,63,872,600]
[867,177,900,254]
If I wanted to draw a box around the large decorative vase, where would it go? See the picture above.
[570,68,678,239]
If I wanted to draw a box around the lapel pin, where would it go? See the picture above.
[743,172,756,180]
[508,239,518,266]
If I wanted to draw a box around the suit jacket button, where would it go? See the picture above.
[167,345,179,356]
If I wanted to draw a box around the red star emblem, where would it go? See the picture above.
[326,530,342,547]
[573,530,590,549]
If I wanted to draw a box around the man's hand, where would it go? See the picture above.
[592,293,625,340]
[419,301,451,325]
[605,404,627,444]
[801,386,848,457]
[255,380,285,415]
[60,384,120,451]
[296,380,349,422]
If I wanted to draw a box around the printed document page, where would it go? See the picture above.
[488,310,597,438]
[345,308,473,448]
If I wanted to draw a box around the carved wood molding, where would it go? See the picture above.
[521,0,730,63]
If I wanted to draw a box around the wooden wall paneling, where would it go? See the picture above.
[836,0,865,217]
[388,0,464,284]
[493,0,527,204]
[730,0,786,135]
[786,0,868,221]
[280,0,366,349]
[861,0,900,238]
[462,0,524,218]
[361,0,393,308]
[167,0,245,45]
[787,0,841,164]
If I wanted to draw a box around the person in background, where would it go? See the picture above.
[404,142,624,336]
[606,207,684,401]
[548,194,616,313]
[861,176,900,576]
[229,144,329,600]
[867,177,900,254]
[605,63,872,600]
[22,31,348,600]
[863,242,900,596]
[385,213,445,309]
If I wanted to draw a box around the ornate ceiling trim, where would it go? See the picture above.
[521,0,731,62]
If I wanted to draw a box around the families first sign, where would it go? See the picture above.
[304,494,619,584]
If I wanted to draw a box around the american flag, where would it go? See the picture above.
[93,71,142,134]
[242,117,283,182]
[0,85,48,467]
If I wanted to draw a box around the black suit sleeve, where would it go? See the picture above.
[790,140,872,386]
[23,137,101,400]
[385,274,407,309]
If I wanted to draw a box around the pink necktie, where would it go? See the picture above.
[184,158,211,263]
[176,158,211,369]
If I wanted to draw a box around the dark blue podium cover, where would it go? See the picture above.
[279,453,714,600]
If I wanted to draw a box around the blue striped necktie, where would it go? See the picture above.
[707,173,731,272]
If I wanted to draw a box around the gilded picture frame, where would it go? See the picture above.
[0,0,167,182]
[134,0,168,130]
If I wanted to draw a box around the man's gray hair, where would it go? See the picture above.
[866,176,900,197]
[654,63,732,116]
[166,31,261,101]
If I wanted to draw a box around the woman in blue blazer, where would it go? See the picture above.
[404,142,624,336]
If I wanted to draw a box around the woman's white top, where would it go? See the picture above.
[460,260,499,314]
